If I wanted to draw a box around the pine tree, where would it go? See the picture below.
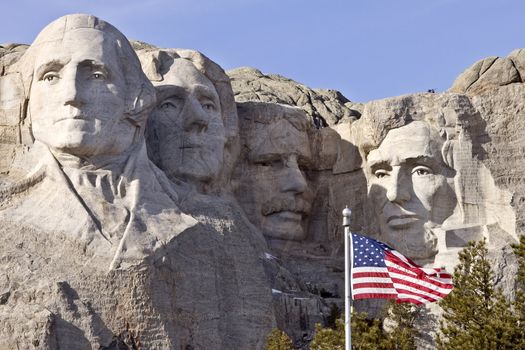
[310,306,416,350]
[512,235,525,348]
[264,329,294,350]
[383,300,418,350]
[436,239,517,349]
[310,318,345,350]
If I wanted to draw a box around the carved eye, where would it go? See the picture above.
[256,159,281,167]
[91,72,106,80]
[42,72,59,83]
[201,101,216,111]
[159,97,183,111]
[412,166,433,176]
[374,169,388,179]
[160,101,176,109]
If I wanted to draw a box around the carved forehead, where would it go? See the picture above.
[238,102,311,160]
[27,14,134,74]
[366,121,444,166]
[155,59,219,100]
[32,14,120,41]
[248,119,311,160]
[32,28,119,65]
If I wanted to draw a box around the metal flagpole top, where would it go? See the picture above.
[342,206,352,227]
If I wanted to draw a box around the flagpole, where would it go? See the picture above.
[342,206,352,350]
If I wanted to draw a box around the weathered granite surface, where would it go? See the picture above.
[227,67,362,126]
[1,13,524,350]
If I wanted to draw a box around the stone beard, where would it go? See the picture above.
[365,121,456,261]
[235,103,314,241]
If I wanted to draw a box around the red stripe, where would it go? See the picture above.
[387,267,453,290]
[395,288,439,303]
[352,271,390,279]
[396,297,424,305]
[391,279,447,298]
[353,293,397,300]
[432,268,452,278]
[386,253,428,277]
[353,282,394,289]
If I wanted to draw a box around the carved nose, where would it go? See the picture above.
[385,168,411,203]
[62,71,84,108]
[280,156,307,194]
[182,98,209,133]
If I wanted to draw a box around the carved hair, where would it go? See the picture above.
[237,101,310,132]
[236,101,311,159]
[357,93,478,171]
[15,14,156,132]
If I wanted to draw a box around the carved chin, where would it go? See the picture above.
[384,229,438,260]
[166,149,222,184]
[261,211,306,241]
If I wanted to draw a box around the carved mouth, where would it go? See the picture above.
[55,115,87,123]
[261,200,310,217]
[386,215,421,228]
[268,210,303,222]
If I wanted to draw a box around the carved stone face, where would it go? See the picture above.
[29,28,133,158]
[366,121,455,260]
[149,59,226,184]
[238,118,313,241]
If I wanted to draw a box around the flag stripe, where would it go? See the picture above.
[350,232,453,305]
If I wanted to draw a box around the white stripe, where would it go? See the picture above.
[397,292,437,304]
[388,271,453,295]
[352,266,389,273]
[353,277,392,284]
[352,287,397,296]
[385,261,453,286]
[385,260,419,277]
[393,282,442,300]
[391,280,451,299]
[388,251,452,279]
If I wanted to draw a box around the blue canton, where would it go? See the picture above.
[351,233,391,268]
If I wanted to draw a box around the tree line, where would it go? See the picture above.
[265,236,525,350]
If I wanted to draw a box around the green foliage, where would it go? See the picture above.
[264,329,294,350]
[437,239,519,350]
[512,235,525,348]
[382,301,418,350]
[310,303,417,350]
[310,318,345,350]
[512,235,525,287]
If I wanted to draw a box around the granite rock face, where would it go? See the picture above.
[1,13,524,350]
[227,67,363,126]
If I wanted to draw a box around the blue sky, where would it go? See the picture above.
[1,0,523,102]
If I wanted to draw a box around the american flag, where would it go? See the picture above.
[351,232,453,305]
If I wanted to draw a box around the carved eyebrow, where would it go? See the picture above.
[404,155,440,167]
[368,156,440,172]
[156,85,187,101]
[35,59,68,79]
[368,160,392,173]
[78,60,110,76]
[192,84,219,103]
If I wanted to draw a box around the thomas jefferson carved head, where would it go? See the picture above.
[138,49,238,193]
[18,14,155,158]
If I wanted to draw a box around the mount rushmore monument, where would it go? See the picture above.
[0,13,522,349]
